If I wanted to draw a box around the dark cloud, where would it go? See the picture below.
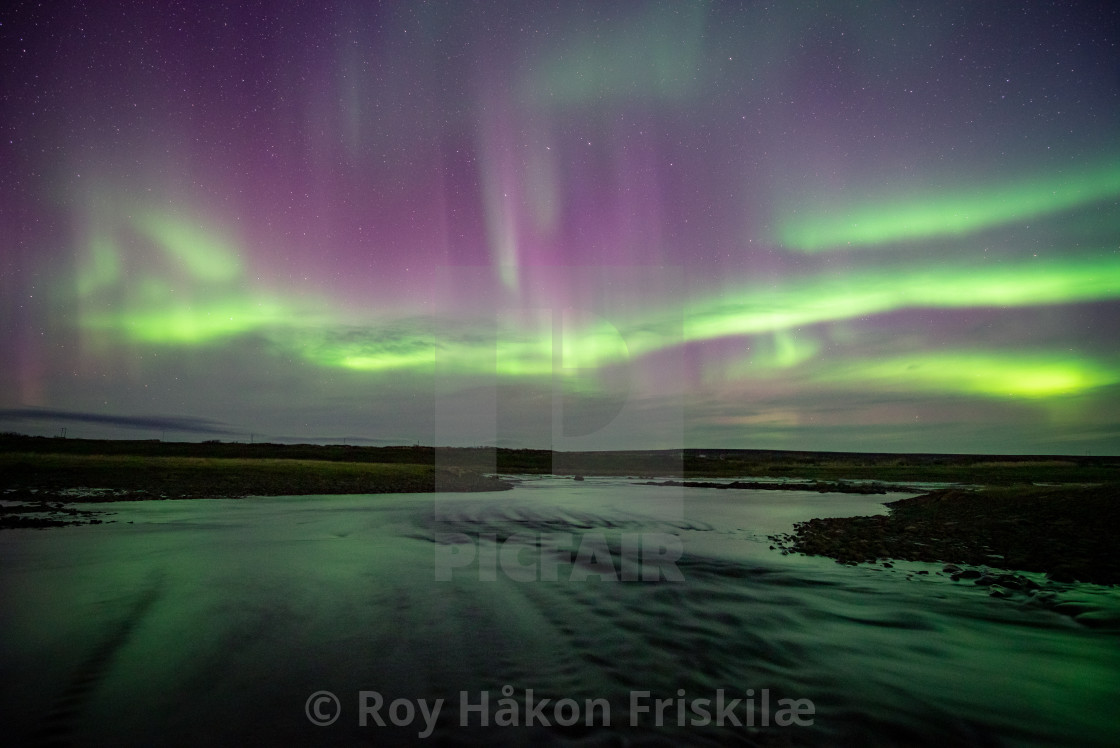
[0,408,235,435]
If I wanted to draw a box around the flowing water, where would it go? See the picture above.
[1,477,1117,746]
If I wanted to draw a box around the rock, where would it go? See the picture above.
[994,574,1026,590]
[974,575,996,586]
[942,564,962,573]
[957,569,982,580]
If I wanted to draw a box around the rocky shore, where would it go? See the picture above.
[770,483,1120,585]
[640,479,908,494]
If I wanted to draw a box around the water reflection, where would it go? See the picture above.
[0,479,1116,746]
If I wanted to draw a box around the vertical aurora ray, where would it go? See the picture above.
[477,91,527,294]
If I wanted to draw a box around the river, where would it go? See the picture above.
[1,477,1117,746]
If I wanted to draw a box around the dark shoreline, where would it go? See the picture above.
[638,479,917,494]
[3,435,1119,588]
[4,433,1120,483]
[769,484,1120,586]
[0,449,512,528]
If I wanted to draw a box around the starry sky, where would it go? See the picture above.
[2,1,1118,453]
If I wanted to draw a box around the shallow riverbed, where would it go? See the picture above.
[1,477,1117,746]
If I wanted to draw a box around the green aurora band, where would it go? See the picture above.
[132,213,243,282]
[69,200,1120,402]
[778,161,1120,251]
[679,252,1120,344]
[812,352,1119,399]
[84,299,291,345]
[521,2,708,107]
[77,253,1120,401]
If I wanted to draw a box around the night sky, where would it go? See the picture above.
[2,1,1118,453]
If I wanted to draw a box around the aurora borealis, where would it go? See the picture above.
[2,1,1118,452]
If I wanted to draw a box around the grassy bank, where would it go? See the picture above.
[0,452,509,501]
[3,434,1117,483]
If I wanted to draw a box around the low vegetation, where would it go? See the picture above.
[3,434,1116,484]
